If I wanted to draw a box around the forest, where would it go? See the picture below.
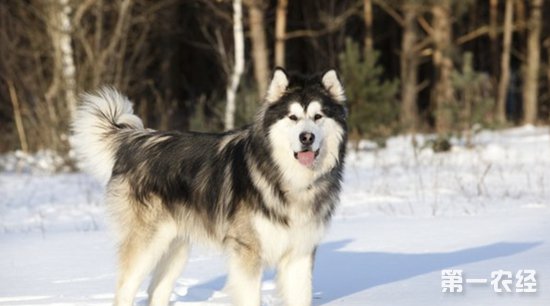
[1,2,550,304]
[0,0,549,156]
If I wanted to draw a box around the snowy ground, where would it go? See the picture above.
[1,126,549,305]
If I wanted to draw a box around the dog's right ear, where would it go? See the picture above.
[265,67,289,104]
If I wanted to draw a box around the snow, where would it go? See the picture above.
[0,150,70,174]
[1,126,549,305]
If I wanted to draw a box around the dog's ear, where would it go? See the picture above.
[321,69,346,103]
[265,68,289,104]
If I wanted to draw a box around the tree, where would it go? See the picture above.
[523,0,543,125]
[244,0,270,98]
[225,0,245,130]
[6,80,28,152]
[339,38,399,147]
[452,52,494,146]
[47,0,77,117]
[363,0,373,51]
[400,1,420,132]
[372,0,428,133]
[1,0,550,155]
[431,0,455,134]
[274,0,288,67]
[546,38,550,110]
[496,0,513,124]
[75,0,133,90]
[489,0,499,86]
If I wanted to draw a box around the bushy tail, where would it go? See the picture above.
[71,87,144,184]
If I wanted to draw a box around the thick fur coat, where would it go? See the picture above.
[71,69,347,306]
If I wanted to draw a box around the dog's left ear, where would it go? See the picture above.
[321,70,346,103]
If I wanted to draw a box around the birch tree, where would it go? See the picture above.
[48,0,77,117]
[225,0,245,130]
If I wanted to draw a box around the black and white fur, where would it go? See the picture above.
[71,68,347,306]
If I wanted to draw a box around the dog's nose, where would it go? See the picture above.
[299,132,315,146]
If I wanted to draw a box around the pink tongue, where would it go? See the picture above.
[297,151,315,167]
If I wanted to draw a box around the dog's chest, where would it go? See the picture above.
[253,212,325,266]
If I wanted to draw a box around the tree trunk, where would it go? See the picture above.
[92,0,132,89]
[489,0,499,94]
[496,0,513,124]
[522,0,542,125]
[431,0,454,134]
[515,0,526,37]
[49,0,77,117]
[225,0,245,130]
[363,0,373,51]
[400,3,419,132]
[245,0,270,98]
[274,0,288,67]
[544,37,550,120]
[461,53,474,147]
[7,80,28,152]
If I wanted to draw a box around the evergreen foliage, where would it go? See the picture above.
[451,52,494,145]
[338,38,399,147]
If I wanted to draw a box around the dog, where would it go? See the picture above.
[71,68,347,306]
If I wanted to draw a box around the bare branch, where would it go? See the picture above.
[413,37,432,53]
[197,0,232,24]
[7,80,28,152]
[99,0,132,65]
[73,0,95,25]
[284,1,362,40]
[372,0,403,26]
[417,16,433,37]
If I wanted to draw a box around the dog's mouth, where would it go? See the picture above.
[294,149,320,167]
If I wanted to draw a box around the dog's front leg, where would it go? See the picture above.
[277,250,315,306]
[225,244,262,306]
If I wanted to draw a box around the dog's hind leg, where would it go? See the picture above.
[114,223,177,306]
[147,238,189,306]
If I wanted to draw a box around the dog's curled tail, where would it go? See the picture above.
[71,87,143,184]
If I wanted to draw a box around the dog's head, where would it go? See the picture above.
[260,68,347,173]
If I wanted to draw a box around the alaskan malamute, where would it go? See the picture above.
[71,68,347,306]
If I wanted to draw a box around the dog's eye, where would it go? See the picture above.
[289,115,298,121]
[314,114,323,121]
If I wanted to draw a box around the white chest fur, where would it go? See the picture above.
[253,212,325,266]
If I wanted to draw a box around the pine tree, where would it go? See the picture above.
[451,52,494,146]
[339,38,399,148]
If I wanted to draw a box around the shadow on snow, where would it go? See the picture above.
[175,239,540,304]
